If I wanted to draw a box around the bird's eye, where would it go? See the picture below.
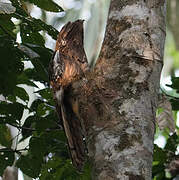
[61,39,66,46]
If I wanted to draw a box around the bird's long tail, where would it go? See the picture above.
[56,97,86,171]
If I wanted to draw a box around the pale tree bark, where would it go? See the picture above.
[68,0,166,179]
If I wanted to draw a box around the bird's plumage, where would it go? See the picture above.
[48,20,88,171]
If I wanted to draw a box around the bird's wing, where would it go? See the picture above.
[49,51,86,171]
[60,96,86,171]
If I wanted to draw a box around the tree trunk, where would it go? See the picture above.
[69,0,166,179]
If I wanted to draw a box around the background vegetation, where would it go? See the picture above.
[0,0,178,179]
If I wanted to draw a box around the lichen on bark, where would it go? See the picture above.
[69,0,166,179]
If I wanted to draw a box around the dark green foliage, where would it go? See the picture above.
[0,1,92,179]
[153,75,179,179]
[16,154,43,178]
[165,76,179,111]
[40,158,92,180]
[0,1,178,179]
[167,77,179,93]
[0,125,12,148]
[153,134,179,180]
[24,0,64,12]
[0,35,24,95]
[0,101,26,124]
[170,98,179,111]
[0,149,15,175]
[20,23,45,46]
[0,15,16,38]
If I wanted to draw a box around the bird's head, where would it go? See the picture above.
[55,20,84,52]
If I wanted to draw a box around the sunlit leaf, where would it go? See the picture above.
[24,0,63,12]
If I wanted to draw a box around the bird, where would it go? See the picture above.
[48,20,89,171]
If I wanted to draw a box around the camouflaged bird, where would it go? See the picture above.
[48,20,89,171]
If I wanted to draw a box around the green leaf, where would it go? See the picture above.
[23,64,48,83]
[24,43,53,69]
[153,145,166,164]
[20,22,45,46]
[167,77,179,92]
[164,133,179,152]
[32,18,58,40]
[29,137,46,158]
[35,117,55,133]
[0,148,15,176]
[152,170,166,180]
[0,35,24,96]
[13,13,58,40]
[0,101,25,122]
[30,99,44,112]
[24,0,63,12]
[36,103,52,116]
[40,157,77,180]
[14,86,29,102]
[0,2,16,14]
[40,158,92,180]
[19,45,49,83]
[170,98,179,110]
[24,68,43,82]
[35,88,54,105]
[17,71,38,87]
[31,57,48,82]
[0,15,16,39]
[0,125,12,148]
[40,130,68,158]
[21,115,36,140]
[16,154,42,178]
[10,0,28,17]
[79,162,92,180]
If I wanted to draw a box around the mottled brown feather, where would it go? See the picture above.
[49,20,88,171]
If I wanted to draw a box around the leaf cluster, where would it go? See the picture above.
[153,76,179,180]
[153,133,179,180]
[0,0,91,179]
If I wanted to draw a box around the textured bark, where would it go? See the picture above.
[68,0,166,179]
